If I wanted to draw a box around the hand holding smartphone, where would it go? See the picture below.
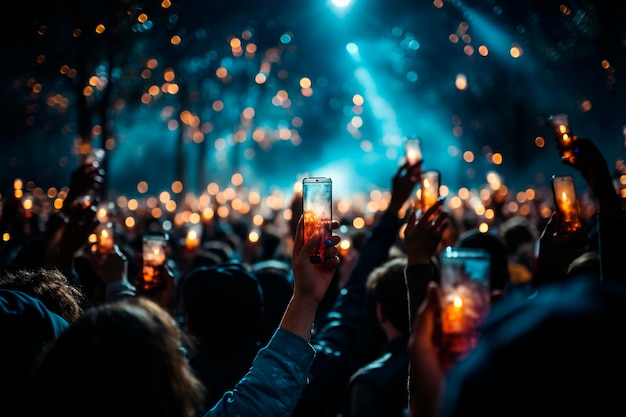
[551,175,583,233]
[302,177,332,263]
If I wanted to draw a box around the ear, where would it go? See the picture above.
[375,301,386,324]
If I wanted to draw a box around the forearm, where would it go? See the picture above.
[405,264,435,329]
[279,295,319,341]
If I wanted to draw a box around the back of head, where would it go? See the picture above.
[22,297,203,417]
[498,216,537,255]
[456,229,510,293]
[0,289,69,417]
[251,259,294,343]
[180,261,264,351]
[366,257,410,334]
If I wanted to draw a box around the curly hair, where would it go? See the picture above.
[0,267,86,323]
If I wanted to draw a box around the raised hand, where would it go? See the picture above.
[404,198,449,266]
[281,216,340,341]
[532,212,591,286]
[388,161,423,215]
[560,138,621,215]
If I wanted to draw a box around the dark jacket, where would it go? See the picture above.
[341,333,411,417]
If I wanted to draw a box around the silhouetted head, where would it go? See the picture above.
[251,259,293,344]
[180,262,264,351]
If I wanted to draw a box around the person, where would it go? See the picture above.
[402,197,450,414]
[292,161,422,417]
[178,261,266,411]
[409,247,626,417]
[21,215,341,417]
[497,215,538,285]
[406,136,626,417]
[341,256,412,417]
[0,288,69,417]
[44,160,105,278]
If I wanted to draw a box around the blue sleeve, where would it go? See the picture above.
[206,328,315,417]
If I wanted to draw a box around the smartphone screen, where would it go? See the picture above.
[548,114,576,159]
[419,170,440,212]
[142,232,169,290]
[302,177,332,263]
[551,175,582,233]
[404,138,422,166]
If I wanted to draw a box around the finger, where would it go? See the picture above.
[326,234,341,246]
[291,215,306,260]
[405,209,417,234]
[395,162,409,177]
[424,197,445,217]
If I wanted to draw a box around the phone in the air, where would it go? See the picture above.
[551,175,583,234]
[302,177,332,264]
[141,232,169,291]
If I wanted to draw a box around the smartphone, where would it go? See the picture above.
[548,113,576,156]
[404,138,422,166]
[94,222,115,254]
[141,232,169,290]
[551,175,582,233]
[419,170,440,212]
[302,177,332,263]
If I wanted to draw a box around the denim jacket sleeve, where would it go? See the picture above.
[206,328,315,417]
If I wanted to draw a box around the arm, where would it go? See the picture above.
[407,283,445,417]
[44,203,99,276]
[403,199,449,325]
[280,216,340,340]
[559,138,626,282]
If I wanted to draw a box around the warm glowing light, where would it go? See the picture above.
[510,44,523,58]
[455,74,468,90]
[247,230,259,243]
[185,229,200,249]
[353,217,365,229]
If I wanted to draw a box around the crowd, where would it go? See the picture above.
[1,132,625,417]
